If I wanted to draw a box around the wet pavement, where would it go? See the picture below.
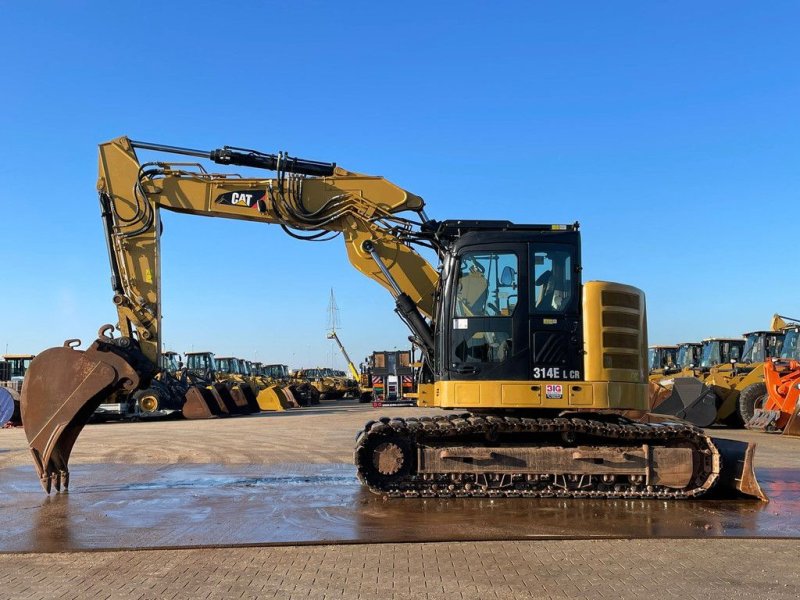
[1,462,798,552]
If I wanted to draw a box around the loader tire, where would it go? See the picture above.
[738,382,767,425]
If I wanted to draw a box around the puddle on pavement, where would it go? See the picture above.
[0,463,797,552]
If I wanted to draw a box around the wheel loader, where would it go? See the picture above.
[261,363,317,406]
[292,368,338,400]
[743,318,800,435]
[650,328,784,428]
[19,136,763,500]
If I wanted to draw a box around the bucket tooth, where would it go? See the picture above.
[21,328,154,493]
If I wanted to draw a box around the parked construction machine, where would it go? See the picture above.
[743,316,800,435]
[292,368,339,399]
[260,363,318,406]
[20,136,763,500]
[650,328,784,428]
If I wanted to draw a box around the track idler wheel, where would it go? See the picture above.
[21,326,155,493]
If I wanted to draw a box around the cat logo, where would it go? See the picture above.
[215,190,266,208]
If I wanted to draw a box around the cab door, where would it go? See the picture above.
[446,244,529,381]
[528,243,583,382]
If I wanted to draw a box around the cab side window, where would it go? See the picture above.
[533,249,573,312]
[455,252,518,317]
[452,251,518,365]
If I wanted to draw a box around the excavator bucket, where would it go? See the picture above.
[227,384,259,414]
[181,386,220,419]
[21,328,154,493]
[710,437,767,501]
[255,386,286,411]
[652,377,718,427]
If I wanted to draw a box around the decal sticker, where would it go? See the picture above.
[215,190,266,208]
[532,367,581,380]
[453,318,468,330]
[545,384,563,399]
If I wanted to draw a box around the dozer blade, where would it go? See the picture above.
[653,377,718,428]
[255,386,286,411]
[710,437,767,501]
[782,398,800,437]
[181,386,220,419]
[21,327,154,493]
[746,409,782,432]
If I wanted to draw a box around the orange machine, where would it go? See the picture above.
[748,358,800,435]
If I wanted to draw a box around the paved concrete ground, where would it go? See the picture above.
[1,539,798,599]
[2,400,799,598]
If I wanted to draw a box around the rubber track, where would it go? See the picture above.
[354,414,720,499]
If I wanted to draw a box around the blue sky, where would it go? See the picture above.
[1,2,798,368]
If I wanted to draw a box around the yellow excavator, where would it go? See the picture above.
[20,136,763,500]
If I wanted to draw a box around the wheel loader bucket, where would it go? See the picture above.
[239,384,261,413]
[211,384,241,414]
[181,386,220,419]
[255,386,285,411]
[710,437,767,501]
[278,385,300,408]
[21,330,153,493]
[652,377,718,427]
[227,384,259,414]
[781,398,800,437]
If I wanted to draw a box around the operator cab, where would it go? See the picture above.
[779,326,800,360]
[160,351,181,373]
[698,338,745,371]
[2,354,35,380]
[185,351,217,378]
[675,343,702,370]
[647,346,680,375]
[740,330,784,364]
[437,223,583,382]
